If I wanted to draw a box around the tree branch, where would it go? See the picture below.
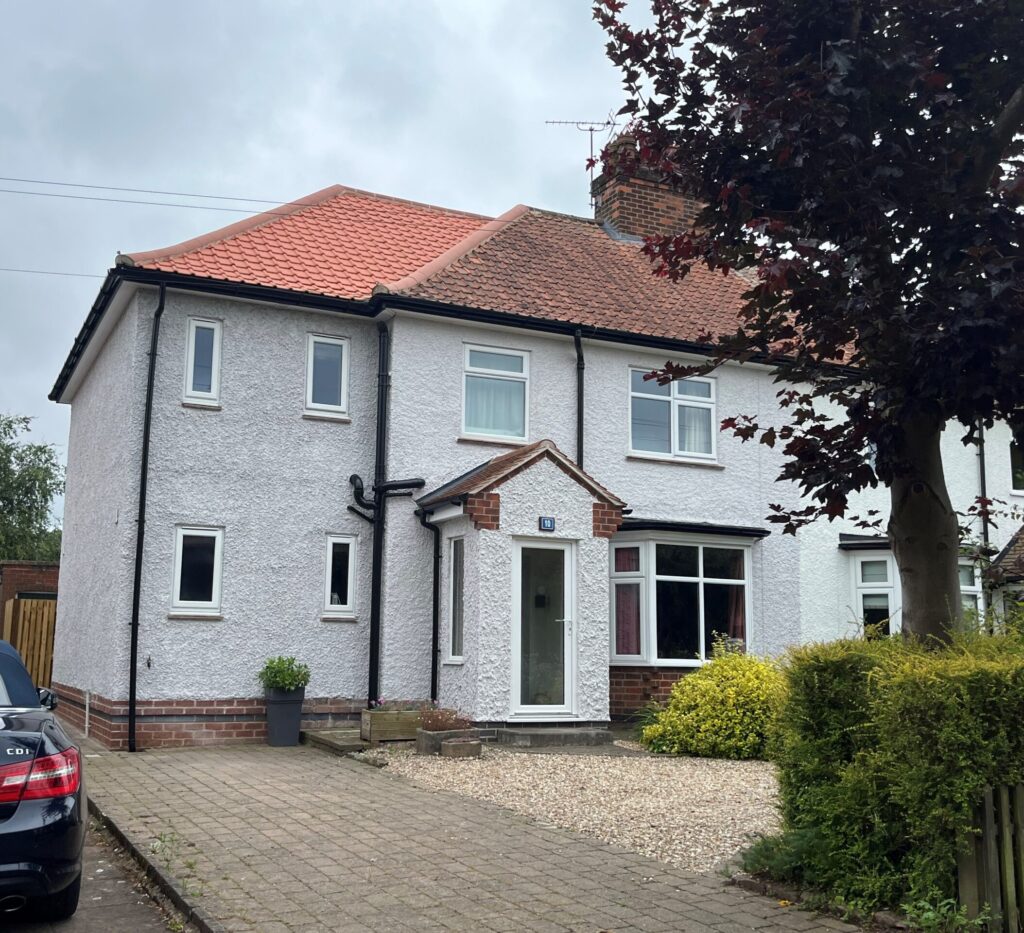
[968,82,1024,194]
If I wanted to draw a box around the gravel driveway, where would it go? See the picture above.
[378,744,780,873]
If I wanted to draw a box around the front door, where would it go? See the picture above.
[512,540,574,716]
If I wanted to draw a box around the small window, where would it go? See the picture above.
[184,318,222,404]
[463,345,529,440]
[306,335,349,414]
[172,527,223,613]
[611,545,643,658]
[853,553,899,636]
[323,535,356,617]
[1012,442,1024,493]
[449,538,465,659]
[959,561,983,616]
[629,370,716,460]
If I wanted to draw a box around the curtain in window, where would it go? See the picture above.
[465,375,525,436]
[678,405,712,454]
[615,583,641,655]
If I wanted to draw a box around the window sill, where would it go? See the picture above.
[303,411,351,423]
[458,435,528,448]
[626,453,724,470]
[1010,490,1024,497]
[442,658,465,666]
[168,611,223,621]
[610,659,703,668]
[321,614,358,623]
[181,400,222,411]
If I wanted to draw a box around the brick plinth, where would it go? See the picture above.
[52,681,365,750]
[609,666,693,719]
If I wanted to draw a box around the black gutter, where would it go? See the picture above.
[366,321,391,708]
[127,283,166,753]
[573,329,585,468]
[621,518,771,539]
[416,509,442,701]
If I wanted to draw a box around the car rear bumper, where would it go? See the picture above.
[0,793,85,897]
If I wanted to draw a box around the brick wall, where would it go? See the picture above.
[52,681,364,750]
[465,492,500,530]
[0,561,59,608]
[609,666,693,719]
[592,503,624,539]
[592,169,702,239]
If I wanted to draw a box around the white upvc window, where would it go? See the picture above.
[448,538,465,661]
[462,345,529,441]
[629,369,716,460]
[172,526,224,614]
[609,537,751,666]
[184,318,222,404]
[958,561,984,616]
[1012,442,1024,494]
[323,534,357,618]
[305,334,350,415]
[852,553,901,635]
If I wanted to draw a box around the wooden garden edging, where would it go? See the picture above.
[958,785,1024,932]
[2,597,58,688]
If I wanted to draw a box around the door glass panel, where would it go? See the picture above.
[655,580,700,659]
[520,548,565,706]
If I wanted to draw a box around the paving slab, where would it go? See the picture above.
[77,738,857,932]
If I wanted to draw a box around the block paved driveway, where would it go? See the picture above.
[81,741,857,933]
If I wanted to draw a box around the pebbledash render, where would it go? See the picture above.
[49,161,1024,749]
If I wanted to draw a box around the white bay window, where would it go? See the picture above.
[610,537,750,665]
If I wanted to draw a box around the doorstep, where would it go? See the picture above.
[495,726,613,748]
[299,727,370,755]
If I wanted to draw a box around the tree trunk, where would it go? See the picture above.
[888,415,962,644]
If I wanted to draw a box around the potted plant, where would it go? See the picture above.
[415,706,475,755]
[360,698,423,744]
[258,656,310,747]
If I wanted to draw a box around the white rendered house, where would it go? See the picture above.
[48,169,1024,748]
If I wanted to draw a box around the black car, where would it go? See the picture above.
[0,641,85,920]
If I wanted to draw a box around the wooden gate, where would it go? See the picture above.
[958,785,1024,932]
[2,597,57,687]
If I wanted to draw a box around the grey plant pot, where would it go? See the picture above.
[265,686,306,747]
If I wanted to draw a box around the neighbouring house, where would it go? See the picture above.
[0,561,59,609]
[48,156,1024,749]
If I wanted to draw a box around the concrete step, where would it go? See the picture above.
[495,727,613,748]
[301,728,370,755]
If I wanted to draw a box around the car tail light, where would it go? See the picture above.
[0,748,80,804]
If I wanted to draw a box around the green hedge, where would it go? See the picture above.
[751,633,1024,910]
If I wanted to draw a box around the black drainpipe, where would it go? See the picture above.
[128,283,166,753]
[366,321,391,707]
[978,421,990,549]
[573,328,585,468]
[416,510,442,701]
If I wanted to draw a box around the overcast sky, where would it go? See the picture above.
[0,0,631,517]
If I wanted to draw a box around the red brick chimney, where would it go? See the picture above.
[591,134,702,238]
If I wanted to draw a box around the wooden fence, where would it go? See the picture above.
[959,785,1024,932]
[1,597,57,688]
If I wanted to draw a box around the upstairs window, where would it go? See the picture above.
[306,335,349,415]
[172,526,223,614]
[1012,441,1024,493]
[463,345,528,440]
[323,535,356,618]
[184,318,222,404]
[629,370,716,460]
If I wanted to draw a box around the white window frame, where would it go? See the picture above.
[461,344,529,442]
[628,369,717,462]
[447,537,465,662]
[171,526,224,614]
[959,560,985,616]
[183,317,222,405]
[851,553,901,634]
[323,534,357,619]
[1012,441,1024,494]
[305,334,350,415]
[609,535,752,667]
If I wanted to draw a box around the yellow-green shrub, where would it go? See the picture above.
[641,648,785,759]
